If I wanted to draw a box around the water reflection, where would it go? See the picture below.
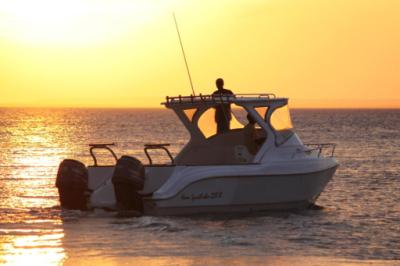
[0,232,65,266]
[60,255,398,266]
[6,111,64,209]
[1,108,399,265]
[0,109,68,265]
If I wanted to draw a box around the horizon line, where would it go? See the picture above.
[1,106,400,110]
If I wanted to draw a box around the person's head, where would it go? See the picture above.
[246,114,256,124]
[216,78,224,90]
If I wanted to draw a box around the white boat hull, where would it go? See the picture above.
[143,166,337,215]
[88,162,337,215]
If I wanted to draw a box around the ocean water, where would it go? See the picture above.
[0,108,399,265]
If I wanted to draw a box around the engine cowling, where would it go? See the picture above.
[112,155,145,214]
[56,159,88,211]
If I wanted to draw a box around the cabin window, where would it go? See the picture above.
[254,106,268,121]
[270,105,293,131]
[183,108,197,122]
[198,108,217,138]
[270,105,294,145]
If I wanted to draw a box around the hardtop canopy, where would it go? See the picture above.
[163,94,288,109]
[163,93,294,164]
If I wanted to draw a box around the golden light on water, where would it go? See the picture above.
[1,232,65,266]
[0,112,66,265]
[5,110,65,209]
[0,107,398,265]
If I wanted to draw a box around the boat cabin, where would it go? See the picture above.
[163,94,294,165]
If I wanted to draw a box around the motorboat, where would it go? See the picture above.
[56,93,338,215]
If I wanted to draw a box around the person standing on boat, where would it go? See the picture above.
[212,78,234,133]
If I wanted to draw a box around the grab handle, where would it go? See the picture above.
[144,143,174,165]
[89,143,118,166]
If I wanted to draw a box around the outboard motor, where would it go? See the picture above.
[56,159,88,211]
[112,156,145,215]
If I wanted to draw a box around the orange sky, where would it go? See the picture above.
[0,0,399,108]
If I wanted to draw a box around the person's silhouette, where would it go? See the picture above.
[244,114,266,154]
[212,78,234,133]
[243,114,258,154]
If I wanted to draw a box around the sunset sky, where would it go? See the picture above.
[1,0,399,108]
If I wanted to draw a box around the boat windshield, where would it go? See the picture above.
[270,104,294,145]
[176,104,266,164]
[197,107,245,138]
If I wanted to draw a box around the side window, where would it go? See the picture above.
[254,106,268,129]
[198,108,217,138]
[270,105,293,131]
[255,106,268,121]
[270,105,294,145]
[183,108,197,122]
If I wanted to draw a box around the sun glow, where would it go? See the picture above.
[0,0,173,45]
[0,0,399,108]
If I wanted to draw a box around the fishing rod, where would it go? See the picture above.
[173,13,196,96]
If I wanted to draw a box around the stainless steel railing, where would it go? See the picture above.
[165,93,276,104]
[304,143,336,157]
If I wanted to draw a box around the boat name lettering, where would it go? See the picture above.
[181,192,223,201]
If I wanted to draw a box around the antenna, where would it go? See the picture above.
[173,13,196,96]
